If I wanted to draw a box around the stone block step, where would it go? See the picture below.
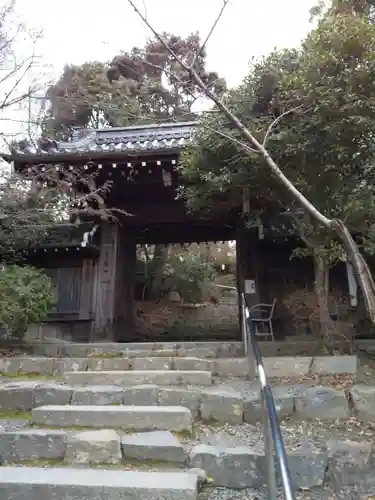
[121,430,186,464]
[63,370,213,386]
[0,439,371,491]
[0,354,357,377]
[0,428,188,465]
[1,380,364,422]
[28,339,363,359]
[31,341,245,358]
[31,405,193,432]
[0,467,199,500]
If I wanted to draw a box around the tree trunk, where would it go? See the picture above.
[332,219,375,323]
[313,253,334,352]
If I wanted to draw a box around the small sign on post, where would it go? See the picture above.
[245,279,256,294]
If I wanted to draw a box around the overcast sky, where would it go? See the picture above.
[2,0,316,141]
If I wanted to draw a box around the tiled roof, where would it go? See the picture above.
[22,224,100,254]
[2,121,197,161]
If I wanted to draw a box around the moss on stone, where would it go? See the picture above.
[0,371,58,380]
[0,409,32,420]
[7,457,181,471]
[87,353,122,358]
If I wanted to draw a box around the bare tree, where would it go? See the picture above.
[125,0,375,325]
[0,1,43,147]
[0,161,119,255]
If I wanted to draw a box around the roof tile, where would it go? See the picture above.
[9,121,197,159]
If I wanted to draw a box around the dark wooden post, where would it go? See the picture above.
[236,225,261,309]
[92,223,118,339]
[236,224,245,340]
[79,259,94,322]
[236,223,262,363]
[113,228,136,342]
[92,223,136,341]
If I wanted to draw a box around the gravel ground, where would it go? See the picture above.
[186,415,375,454]
[193,374,375,454]
[199,484,375,500]
[213,373,355,393]
[0,419,30,431]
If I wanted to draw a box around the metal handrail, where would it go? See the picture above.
[241,292,296,500]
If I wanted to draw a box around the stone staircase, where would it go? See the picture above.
[0,466,199,500]
[0,341,374,499]
[63,370,213,386]
[32,405,193,431]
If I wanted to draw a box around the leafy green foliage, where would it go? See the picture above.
[163,251,217,303]
[180,3,375,257]
[41,62,142,140]
[42,33,226,140]
[330,0,375,17]
[107,33,226,118]
[0,265,56,340]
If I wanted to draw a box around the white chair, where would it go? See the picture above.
[248,299,277,341]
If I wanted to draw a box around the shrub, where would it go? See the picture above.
[0,264,56,341]
[164,252,217,303]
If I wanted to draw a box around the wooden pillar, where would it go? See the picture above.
[92,223,136,341]
[79,259,94,321]
[236,226,244,336]
[236,223,263,357]
[113,228,136,342]
[92,223,118,339]
[236,225,261,310]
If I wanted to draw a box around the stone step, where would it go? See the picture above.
[0,354,357,377]
[0,435,373,492]
[29,339,360,359]
[121,430,187,464]
[0,428,187,465]
[1,380,368,423]
[31,341,244,358]
[31,405,193,432]
[0,467,199,500]
[63,370,213,386]
[189,441,375,490]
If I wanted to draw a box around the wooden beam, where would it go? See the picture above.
[92,223,119,338]
[133,223,236,245]
[113,230,136,342]
[236,226,261,309]
[79,259,94,321]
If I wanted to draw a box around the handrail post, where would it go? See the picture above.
[243,295,256,379]
[242,292,296,500]
[262,390,277,499]
[241,293,248,356]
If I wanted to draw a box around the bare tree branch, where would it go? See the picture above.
[262,105,303,146]
[0,3,44,149]
[204,122,258,154]
[289,212,315,249]
[192,0,230,68]
[141,0,148,20]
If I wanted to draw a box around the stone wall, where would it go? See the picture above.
[166,292,239,341]
[133,293,240,342]
[25,292,239,344]
[25,321,93,343]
